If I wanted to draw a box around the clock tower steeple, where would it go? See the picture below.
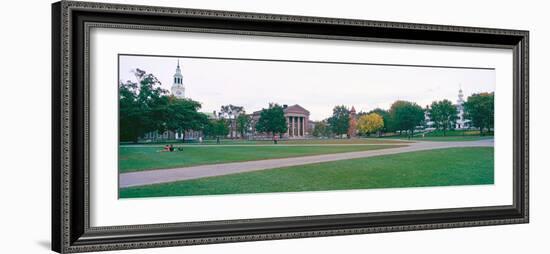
[171,59,185,98]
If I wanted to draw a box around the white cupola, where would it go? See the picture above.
[171,59,185,98]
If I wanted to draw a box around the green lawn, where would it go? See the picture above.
[119,147,494,198]
[119,144,404,173]
[420,129,492,137]
[412,130,494,141]
[379,129,494,141]
[400,136,494,142]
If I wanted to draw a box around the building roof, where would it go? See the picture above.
[284,104,310,115]
[252,104,310,116]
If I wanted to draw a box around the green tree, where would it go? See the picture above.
[218,104,245,138]
[255,103,288,137]
[428,99,458,136]
[119,68,210,143]
[164,97,209,141]
[203,119,229,139]
[119,69,168,142]
[328,105,350,137]
[312,121,331,137]
[368,108,392,133]
[464,92,494,135]
[119,80,143,142]
[218,104,244,119]
[236,114,252,138]
[389,100,424,139]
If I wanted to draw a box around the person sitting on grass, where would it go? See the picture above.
[159,145,170,152]
[169,144,174,152]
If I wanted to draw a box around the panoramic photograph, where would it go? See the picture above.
[118,54,495,199]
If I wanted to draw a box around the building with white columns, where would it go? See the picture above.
[251,104,311,138]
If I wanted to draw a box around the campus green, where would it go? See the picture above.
[120,147,494,198]
[119,143,404,173]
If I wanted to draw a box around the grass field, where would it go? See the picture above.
[379,130,494,142]
[420,129,493,137]
[119,144,404,173]
[119,147,494,198]
[396,136,494,142]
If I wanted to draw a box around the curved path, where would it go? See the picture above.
[119,139,493,188]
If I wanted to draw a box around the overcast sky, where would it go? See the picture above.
[119,55,495,121]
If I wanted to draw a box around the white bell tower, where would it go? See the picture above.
[171,59,185,98]
[456,85,466,129]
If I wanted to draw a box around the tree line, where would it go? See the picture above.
[119,69,274,142]
[120,69,494,142]
[119,69,208,142]
[313,93,494,138]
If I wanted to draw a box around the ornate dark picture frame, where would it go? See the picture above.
[52,1,529,253]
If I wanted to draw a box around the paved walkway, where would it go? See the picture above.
[119,139,493,188]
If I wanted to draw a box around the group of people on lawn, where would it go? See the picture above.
[160,144,183,152]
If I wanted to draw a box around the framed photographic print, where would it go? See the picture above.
[52,1,529,253]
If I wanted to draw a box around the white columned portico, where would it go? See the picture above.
[291,117,295,137]
[296,117,301,137]
[303,117,306,136]
[302,117,306,136]
[271,104,309,139]
[296,116,300,137]
[294,117,297,137]
[302,117,305,136]
[286,117,290,137]
[298,117,302,136]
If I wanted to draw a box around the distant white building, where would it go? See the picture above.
[424,106,435,130]
[454,87,471,129]
[424,88,471,131]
